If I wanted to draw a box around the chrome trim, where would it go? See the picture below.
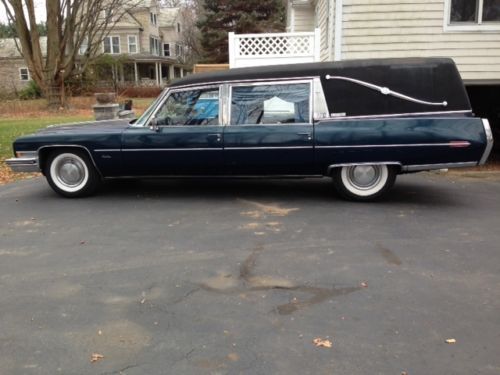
[15,151,38,158]
[227,123,312,127]
[225,146,311,150]
[313,77,329,121]
[317,142,462,149]
[122,148,222,152]
[172,76,319,90]
[316,110,472,121]
[105,174,324,180]
[327,162,402,174]
[403,161,477,172]
[479,118,494,165]
[325,75,448,107]
[5,157,40,173]
[228,79,314,126]
[94,149,121,152]
[37,145,102,177]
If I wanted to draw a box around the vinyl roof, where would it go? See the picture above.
[170,58,471,116]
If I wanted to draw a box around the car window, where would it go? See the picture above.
[155,88,219,126]
[231,83,310,125]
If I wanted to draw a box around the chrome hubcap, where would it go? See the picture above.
[56,157,85,187]
[348,165,381,189]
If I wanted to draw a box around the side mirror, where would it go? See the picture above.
[149,117,160,132]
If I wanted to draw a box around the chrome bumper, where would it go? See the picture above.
[5,157,40,173]
[479,118,494,165]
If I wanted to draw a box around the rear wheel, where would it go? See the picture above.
[332,164,396,201]
[44,150,100,197]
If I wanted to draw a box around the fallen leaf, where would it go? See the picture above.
[80,241,86,245]
[140,298,146,304]
[360,281,368,288]
[445,338,456,344]
[313,338,332,348]
[90,353,104,363]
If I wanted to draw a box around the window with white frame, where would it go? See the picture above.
[150,12,157,25]
[163,43,170,56]
[449,0,500,25]
[128,35,137,53]
[103,36,120,54]
[19,67,29,81]
[150,37,160,55]
[79,38,88,55]
[175,43,183,57]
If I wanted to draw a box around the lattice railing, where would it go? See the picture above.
[229,29,320,68]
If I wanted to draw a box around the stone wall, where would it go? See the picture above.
[0,58,30,95]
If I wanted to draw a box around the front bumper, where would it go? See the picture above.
[5,157,40,173]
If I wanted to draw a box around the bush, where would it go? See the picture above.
[18,80,42,100]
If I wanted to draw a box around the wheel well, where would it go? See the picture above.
[38,146,100,176]
[326,163,402,176]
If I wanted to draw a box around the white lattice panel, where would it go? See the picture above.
[237,35,313,56]
[229,30,321,68]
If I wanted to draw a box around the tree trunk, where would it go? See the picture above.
[43,77,65,109]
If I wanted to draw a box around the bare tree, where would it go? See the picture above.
[178,3,202,64]
[0,0,139,108]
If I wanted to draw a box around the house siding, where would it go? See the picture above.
[340,0,500,82]
[0,59,31,93]
[292,6,316,32]
[315,0,330,61]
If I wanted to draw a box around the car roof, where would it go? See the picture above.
[170,57,456,87]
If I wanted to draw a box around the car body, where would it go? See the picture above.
[6,58,494,200]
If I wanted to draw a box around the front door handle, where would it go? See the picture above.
[207,133,222,142]
[297,132,312,141]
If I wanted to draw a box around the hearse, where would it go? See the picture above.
[6,58,494,200]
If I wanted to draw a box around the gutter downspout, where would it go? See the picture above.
[334,0,343,61]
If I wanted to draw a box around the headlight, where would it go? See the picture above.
[15,151,38,158]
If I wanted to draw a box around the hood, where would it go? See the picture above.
[35,119,133,135]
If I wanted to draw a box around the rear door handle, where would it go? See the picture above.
[207,133,222,142]
[297,132,312,141]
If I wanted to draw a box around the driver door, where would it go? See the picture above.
[121,86,224,176]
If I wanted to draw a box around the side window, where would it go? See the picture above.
[230,82,310,125]
[155,88,219,126]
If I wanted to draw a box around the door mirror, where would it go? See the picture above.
[149,117,159,132]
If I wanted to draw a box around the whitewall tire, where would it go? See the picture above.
[45,150,100,197]
[332,164,396,201]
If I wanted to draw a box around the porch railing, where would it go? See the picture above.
[228,28,321,68]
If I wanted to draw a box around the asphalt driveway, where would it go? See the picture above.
[1,172,500,375]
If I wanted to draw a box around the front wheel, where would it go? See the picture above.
[44,150,101,197]
[332,164,397,201]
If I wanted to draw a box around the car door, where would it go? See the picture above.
[223,80,314,175]
[121,86,224,176]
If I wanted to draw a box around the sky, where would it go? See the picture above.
[0,1,47,24]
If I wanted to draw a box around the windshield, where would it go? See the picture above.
[134,89,169,127]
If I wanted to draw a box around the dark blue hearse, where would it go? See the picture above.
[6,58,494,200]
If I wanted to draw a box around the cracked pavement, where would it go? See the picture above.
[1,173,500,374]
